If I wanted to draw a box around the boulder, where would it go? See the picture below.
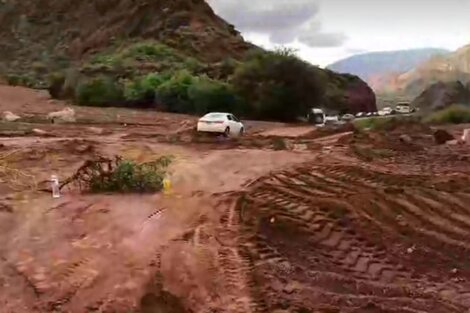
[2,111,21,122]
[434,129,454,145]
[47,107,76,123]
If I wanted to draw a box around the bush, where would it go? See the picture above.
[155,70,196,113]
[124,73,168,105]
[89,156,173,193]
[6,73,37,88]
[188,76,240,114]
[75,76,124,106]
[232,48,326,122]
[424,104,470,124]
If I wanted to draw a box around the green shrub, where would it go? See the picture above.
[6,73,37,88]
[188,76,240,114]
[123,73,168,104]
[75,76,124,106]
[126,41,179,61]
[424,105,470,124]
[155,70,196,113]
[232,48,326,122]
[89,156,173,193]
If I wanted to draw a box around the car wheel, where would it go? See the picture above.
[223,127,230,137]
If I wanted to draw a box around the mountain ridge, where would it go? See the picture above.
[327,48,449,91]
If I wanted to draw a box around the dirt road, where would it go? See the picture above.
[1,85,470,312]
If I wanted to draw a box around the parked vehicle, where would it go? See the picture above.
[396,103,412,114]
[382,107,393,115]
[325,115,339,124]
[308,108,326,125]
[197,112,244,137]
[356,112,365,117]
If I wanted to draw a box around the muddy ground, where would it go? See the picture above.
[1,85,470,313]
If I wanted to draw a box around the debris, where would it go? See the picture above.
[47,107,76,123]
[451,268,458,275]
[462,128,470,144]
[433,129,454,145]
[0,202,13,213]
[75,144,94,153]
[87,127,105,135]
[283,281,299,294]
[270,216,276,224]
[2,111,21,122]
[32,128,48,136]
[51,175,61,199]
[407,245,416,254]
[399,134,412,144]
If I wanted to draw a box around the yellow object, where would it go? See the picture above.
[163,178,172,194]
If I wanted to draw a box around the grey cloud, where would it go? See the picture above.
[299,32,347,47]
[207,0,347,48]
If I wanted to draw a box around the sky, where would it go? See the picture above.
[207,0,470,67]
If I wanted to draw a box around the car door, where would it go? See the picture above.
[229,114,242,133]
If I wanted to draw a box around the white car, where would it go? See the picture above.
[341,114,355,121]
[325,115,339,124]
[197,112,244,137]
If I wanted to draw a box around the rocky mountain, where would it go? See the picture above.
[389,44,470,98]
[412,81,470,111]
[327,48,449,91]
[0,0,376,115]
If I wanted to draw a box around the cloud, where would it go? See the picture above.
[299,32,347,47]
[207,0,347,48]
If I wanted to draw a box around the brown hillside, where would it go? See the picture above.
[0,0,376,114]
[0,0,251,72]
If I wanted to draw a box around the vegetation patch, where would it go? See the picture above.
[64,156,173,193]
[424,104,470,124]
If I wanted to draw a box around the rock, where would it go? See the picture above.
[47,107,76,123]
[434,129,454,145]
[399,134,412,144]
[2,111,21,122]
[87,127,105,135]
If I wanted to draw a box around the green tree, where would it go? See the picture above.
[188,76,240,114]
[232,48,326,121]
[75,76,124,106]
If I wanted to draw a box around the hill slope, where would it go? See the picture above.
[391,44,470,98]
[0,0,376,115]
[327,48,449,90]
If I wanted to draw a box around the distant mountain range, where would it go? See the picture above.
[388,44,470,98]
[327,48,449,91]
